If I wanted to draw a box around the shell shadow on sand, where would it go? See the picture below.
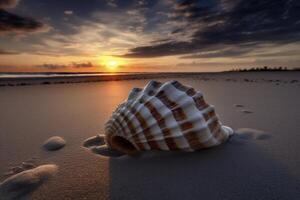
[107,135,298,200]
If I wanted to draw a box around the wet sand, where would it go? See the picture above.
[0,72,300,199]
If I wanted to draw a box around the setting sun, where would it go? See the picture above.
[106,60,119,70]
[100,56,125,71]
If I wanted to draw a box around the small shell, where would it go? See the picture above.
[105,80,233,155]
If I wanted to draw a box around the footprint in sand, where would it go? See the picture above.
[233,104,253,114]
[3,159,38,179]
[234,128,271,140]
[83,135,125,158]
[0,164,58,199]
[240,109,253,114]
[233,104,244,108]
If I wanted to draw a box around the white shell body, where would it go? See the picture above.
[105,80,233,152]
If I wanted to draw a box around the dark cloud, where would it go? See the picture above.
[176,61,202,67]
[38,62,94,70]
[0,49,18,54]
[71,62,94,68]
[106,0,117,8]
[39,64,67,70]
[122,0,300,58]
[180,45,254,58]
[0,9,48,34]
[0,0,18,9]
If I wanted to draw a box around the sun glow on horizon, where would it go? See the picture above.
[100,56,125,72]
[106,60,119,70]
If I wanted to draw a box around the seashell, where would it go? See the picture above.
[104,80,233,155]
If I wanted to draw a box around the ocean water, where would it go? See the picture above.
[0,72,138,79]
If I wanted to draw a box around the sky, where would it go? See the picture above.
[0,0,300,72]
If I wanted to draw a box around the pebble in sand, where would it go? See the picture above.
[43,136,66,151]
[0,164,58,199]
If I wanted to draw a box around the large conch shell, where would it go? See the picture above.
[105,80,233,155]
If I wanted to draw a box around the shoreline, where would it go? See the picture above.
[0,72,208,87]
[0,71,299,87]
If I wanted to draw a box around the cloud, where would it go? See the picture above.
[176,61,201,67]
[106,0,117,8]
[0,9,48,35]
[38,62,95,70]
[122,0,300,58]
[180,46,253,59]
[38,64,67,70]
[71,62,93,68]
[0,49,18,54]
[64,10,74,15]
[0,0,172,58]
[25,9,155,57]
[0,0,19,9]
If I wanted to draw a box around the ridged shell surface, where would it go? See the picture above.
[105,80,233,152]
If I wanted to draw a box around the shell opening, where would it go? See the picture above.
[111,136,138,155]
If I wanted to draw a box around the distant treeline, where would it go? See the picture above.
[228,66,300,72]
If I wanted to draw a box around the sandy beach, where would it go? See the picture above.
[1,72,300,200]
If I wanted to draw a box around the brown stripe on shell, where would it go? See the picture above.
[156,91,178,109]
[172,107,187,121]
[173,82,225,149]
[114,117,128,137]
[184,131,207,149]
[131,102,160,149]
[155,88,205,150]
[208,119,221,138]
[112,119,121,134]
[128,106,152,149]
[148,90,155,96]
[203,110,217,121]
[213,125,224,142]
[144,100,178,149]
[146,81,162,96]
[151,80,163,88]
[119,112,145,150]
[171,81,213,149]
[180,121,193,131]
[193,96,209,111]
[171,81,209,116]
[171,81,196,96]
